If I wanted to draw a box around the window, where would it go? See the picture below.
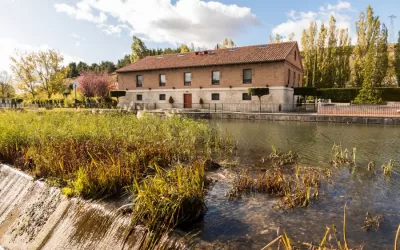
[295,50,297,61]
[159,94,166,101]
[137,94,142,101]
[159,74,166,86]
[136,75,142,87]
[293,72,296,86]
[211,93,220,100]
[243,69,252,84]
[242,93,251,100]
[184,72,191,86]
[288,69,291,85]
[212,71,220,85]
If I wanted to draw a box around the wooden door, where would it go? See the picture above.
[183,94,192,108]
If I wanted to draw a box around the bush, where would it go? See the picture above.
[294,87,318,96]
[317,88,359,103]
[317,88,400,103]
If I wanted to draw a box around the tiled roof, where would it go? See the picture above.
[116,41,297,73]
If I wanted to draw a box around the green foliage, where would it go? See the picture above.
[396,32,400,86]
[0,112,233,197]
[117,54,131,69]
[130,162,205,248]
[67,62,79,78]
[318,87,400,102]
[317,88,359,102]
[248,88,269,97]
[294,87,318,96]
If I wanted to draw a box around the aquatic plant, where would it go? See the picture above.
[129,162,206,249]
[331,143,356,166]
[382,159,395,177]
[229,165,329,208]
[262,205,365,250]
[362,212,383,231]
[267,145,299,166]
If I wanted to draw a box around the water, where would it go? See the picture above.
[191,120,400,249]
[1,120,400,249]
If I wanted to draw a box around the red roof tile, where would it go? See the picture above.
[116,41,297,73]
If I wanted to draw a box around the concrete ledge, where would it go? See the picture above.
[208,112,400,125]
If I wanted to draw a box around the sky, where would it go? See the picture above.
[1,0,400,73]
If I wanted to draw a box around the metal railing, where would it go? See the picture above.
[318,103,400,117]
[126,103,317,114]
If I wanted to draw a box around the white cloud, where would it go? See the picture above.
[75,41,81,47]
[0,38,83,73]
[72,33,86,40]
[273,1,353,45]
[55,3,107,24]
[54,0,258,47]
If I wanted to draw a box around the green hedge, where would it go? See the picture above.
[294,87,318,96]
[316,87,400,103]
[317,88,359,103]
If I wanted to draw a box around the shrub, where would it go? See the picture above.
[317,88,359,103]
[294,87,318,97]
[77,71,115,98]
[168,96,174,104]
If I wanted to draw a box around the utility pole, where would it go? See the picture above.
[389,15,397,43]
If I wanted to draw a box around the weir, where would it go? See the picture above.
[0,164,185,250]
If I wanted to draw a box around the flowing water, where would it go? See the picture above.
[1,120,400,249]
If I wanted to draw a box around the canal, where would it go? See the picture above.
[191,120,400,249]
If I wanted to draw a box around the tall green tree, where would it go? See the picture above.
[67,62,79,78]
[374,24,389,86]
[353,5,382,87]
[77,61,89,73]
[130,36,148,62]
[396,31,400,86]
[336,29,352,88]
[117,55,131,68]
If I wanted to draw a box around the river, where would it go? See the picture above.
[190,120,400,249]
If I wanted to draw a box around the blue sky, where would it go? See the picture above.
[1,0,399,72]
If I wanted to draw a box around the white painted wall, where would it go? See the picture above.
[119,87,295,111]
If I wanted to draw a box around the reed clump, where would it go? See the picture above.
[229,165,329,208]
[267,145,299,166]
[381,159,395,177]
[0,111,233,197]
[128,162,206,249]
[331,143,356,166]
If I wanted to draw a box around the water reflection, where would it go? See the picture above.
[194,120,400,249]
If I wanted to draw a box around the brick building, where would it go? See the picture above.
[116,41,303,109]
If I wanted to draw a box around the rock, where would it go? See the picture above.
[204,159,221,170]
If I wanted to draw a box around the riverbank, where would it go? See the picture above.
[182,112,400,125]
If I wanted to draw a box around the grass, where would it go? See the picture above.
[0,111,236,249]
[0,111,233,197]
[229,164,330,209]
[331,143,356,166]
[266,145,299,166]
[382,159,395,177]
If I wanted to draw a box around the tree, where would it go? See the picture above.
[0,71,15,98]
[221,38,236,48]
[248,88,269,113]
[353,6,382,87]
[10,50,38,98]
[336,28,352,88]
[33,50,69,99]
[77,61,89,73]
[374,24,389,86]
[77,71,115,98]
[395,31,400,86]
[67,62,79,78]
[179,44,191,53]
[288,32,295,41]
[269,34,282,43]
[99,61,116,74]
[117,55,131,69]
[130,36,148,62]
